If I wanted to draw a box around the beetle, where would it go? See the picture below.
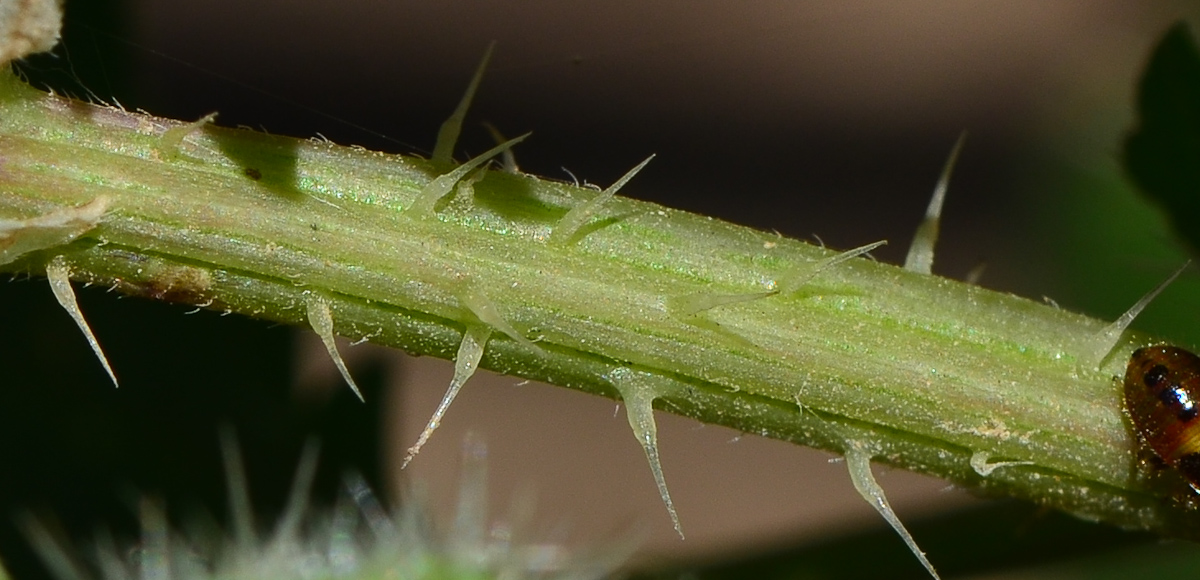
[1124,344,1200,491]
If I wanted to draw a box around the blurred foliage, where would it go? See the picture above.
[634,500,1200,580]
[1126,22,1200,255]
[1024,21,1200,348]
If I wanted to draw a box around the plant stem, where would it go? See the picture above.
[0,70,1192,539]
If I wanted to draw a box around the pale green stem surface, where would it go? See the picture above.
[0,70,1194,540]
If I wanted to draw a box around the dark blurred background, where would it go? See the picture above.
[4,1,1200,578]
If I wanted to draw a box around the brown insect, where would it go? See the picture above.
[1124,345,1200,490]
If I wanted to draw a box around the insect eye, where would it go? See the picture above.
[1144,364,1169,389]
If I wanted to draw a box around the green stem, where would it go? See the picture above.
[0,70,1191,539]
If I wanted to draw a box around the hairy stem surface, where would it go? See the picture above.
[0,70,1193,539]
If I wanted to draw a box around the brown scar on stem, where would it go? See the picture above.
[140,264,214,303]
[61,250,220,309]
[116,260,214,304]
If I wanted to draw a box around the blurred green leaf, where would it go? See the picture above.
[1125,22,1200,253]
[632,501,1182,580]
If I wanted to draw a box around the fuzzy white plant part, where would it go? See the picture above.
[0,0,62,65]
[20,434,635,580]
